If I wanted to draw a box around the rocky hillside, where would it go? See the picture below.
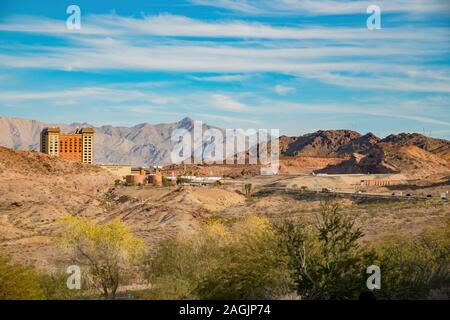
[280,130,382,157]
[278,130,449,177]
[0,146,242,269]
[381,133,450,162]
[0,146,115,268]
[316,139,450,178]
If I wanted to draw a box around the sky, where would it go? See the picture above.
[0,0,449,138]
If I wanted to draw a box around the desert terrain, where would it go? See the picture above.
[0,145,449,273]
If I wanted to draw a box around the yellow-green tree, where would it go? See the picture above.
[0,252,43,300]
[56,216,145,299]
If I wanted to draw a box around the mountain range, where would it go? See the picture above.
[0,117,449,177]
[279,130,449,177]
[0,116,213,166]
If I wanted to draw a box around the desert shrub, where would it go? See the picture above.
[243,183,252,198]
[145,216,292,300]
[39,270,96,300]
[55,216,145,299]
[373,221,450,299]
[176,177,193,185]
[162,176,171,187]
[143,235,209,299]
[0,252,44,300]
[276,199,375,300]
[196,216,292,299]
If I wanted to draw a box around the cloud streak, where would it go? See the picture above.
[0,13,448,94]
[190,0,450,16]
[1,13,449,41]
[0,7,449,137]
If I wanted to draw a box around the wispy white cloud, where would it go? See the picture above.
[0,87,178,105]
[1,45,448,93]
[190,0,449,16]
[0,13,449,94]
[1,83,448,129]
[1,13,448,41]
[209,93,252,112]
[274,84,295,95]
[274,101,450,127]
[191,112,261,124]
[190,74,250,82]
[305,70,450,93]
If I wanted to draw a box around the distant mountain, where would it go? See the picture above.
[277,130,449,178]
[312,133,450,178]
[381,133,450,162]
[1,117,449,177]
[279,130,380,157]
[0,117,44,151]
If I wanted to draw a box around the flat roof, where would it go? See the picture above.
[42,127,94,134]
[42,127,60,133]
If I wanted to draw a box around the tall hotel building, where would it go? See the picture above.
[40,127,94,164]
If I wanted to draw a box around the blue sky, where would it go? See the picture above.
[0,0,449,138]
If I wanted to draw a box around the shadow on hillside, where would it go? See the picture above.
[386,177,450,191]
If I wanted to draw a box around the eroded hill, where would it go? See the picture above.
[0,147,115,268]
[0,147,245,268]
[277,131,450,178]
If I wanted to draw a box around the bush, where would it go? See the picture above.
[144,216,292,300]
[176,177,193,185]
[0,252,43,299]
[39,270,94,300]
[276,199,375,300]
[373,221,450,299]
[243,184,252,198]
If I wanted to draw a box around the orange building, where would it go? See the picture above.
[40,127,94,164]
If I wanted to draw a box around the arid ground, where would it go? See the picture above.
[1,146,448,274]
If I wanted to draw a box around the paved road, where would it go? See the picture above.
[255,186,448,201]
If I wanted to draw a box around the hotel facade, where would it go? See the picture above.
[40,127,94,164]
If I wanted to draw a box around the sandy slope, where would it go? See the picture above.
[0,147,115,268]
[1,146,448,273]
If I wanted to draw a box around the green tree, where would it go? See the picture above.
[56,216,145,299]
[277,198,374,299]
